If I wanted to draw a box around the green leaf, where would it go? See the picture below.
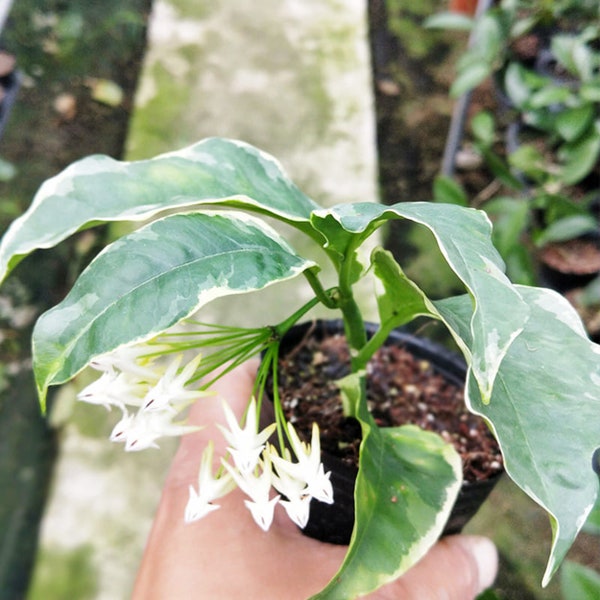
[561,562,600,600]
[559,132,600,185]
[509,144,547,182]
[510,15,537,39]
[552,34,594,80]
[0,137,320,283]
[470,111,496,147]
[477,145,523,190]
[555,105,595,142]
[371,247,437,330]
[432,175,468,206]
[503,62,546,109]
[484,196,530,256]
[311,202,529,402]
[451,62,491,97]
[583,494,600,535]
[483,196,535,285]
[472,11,507,64]
[581,81,600,103]
[315,372,462,598]
[437,288,600,586]
[551,35,581,78]
[32,211,314,409]
[502,245,537,286]
[423,11,474,30]
[537,215,598,246]
[529,85,572,109]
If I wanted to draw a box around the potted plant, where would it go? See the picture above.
[467,102,599,289]
[428,0,600,100]
[0,137,598,598]
[428,1,600,292]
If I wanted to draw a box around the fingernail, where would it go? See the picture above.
[469,536,499,591]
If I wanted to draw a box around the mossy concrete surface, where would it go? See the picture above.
[31,1,378,598]
[0,2,151,599]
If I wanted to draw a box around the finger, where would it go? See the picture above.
[188,357,260,426]
[167,358,260,487]
[372,535,498,599]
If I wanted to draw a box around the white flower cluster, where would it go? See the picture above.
[185,398,334,532]
[77,343,334,532]
[77,346,208,451]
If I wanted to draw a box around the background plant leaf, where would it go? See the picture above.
[536,214,599,246]
[432,175,468,206]
[32,210,314,408]
[484,196,530,257]
[451,62,491,97]
[0,137,320,283]
[560,561,600,600]
[583,494,600,535]
[423,11,473,31]
[470,111,497,147]
[559,132,600,185]
[436,288,600,586]
[554,105,594,142]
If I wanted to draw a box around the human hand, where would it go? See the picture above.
[133,360,498,599]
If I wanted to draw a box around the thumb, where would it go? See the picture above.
[373,535,498,599]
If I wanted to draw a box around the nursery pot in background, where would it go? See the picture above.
[537,233,600,295]
[271,320,504,545]
[448,0,478,16]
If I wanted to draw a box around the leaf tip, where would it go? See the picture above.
[38,388,48,415]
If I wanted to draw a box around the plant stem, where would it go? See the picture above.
[354,325,388,371]
[274,294,326,337]
[304,267,339,309]
[337,241,368,360]
[334,244,369,418]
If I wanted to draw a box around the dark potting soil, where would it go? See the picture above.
[276,330,503,484]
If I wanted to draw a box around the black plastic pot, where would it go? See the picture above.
[274,319,503,545]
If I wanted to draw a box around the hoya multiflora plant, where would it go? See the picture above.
[0,138,599,598]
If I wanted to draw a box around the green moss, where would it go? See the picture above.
[126,60,195,159]
[28,545,98,600]
[172,0,219,20]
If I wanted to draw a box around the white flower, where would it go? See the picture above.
[142,353,207,412]
[110,406,200,451]
[268,445,312,529]
[77,369,147,411]
[185,442,235,523]
[272,423,334,505]
[280,494,312,529]
[109,408,136,443]
[218,398,276,474]
[90,344,165,380]
[308,462,334,505]
[222,453,280,532]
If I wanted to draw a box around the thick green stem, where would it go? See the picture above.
[337,242,368,362]
[354,321,393,371]
[339,296,367,359]
[335,246,369,418]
